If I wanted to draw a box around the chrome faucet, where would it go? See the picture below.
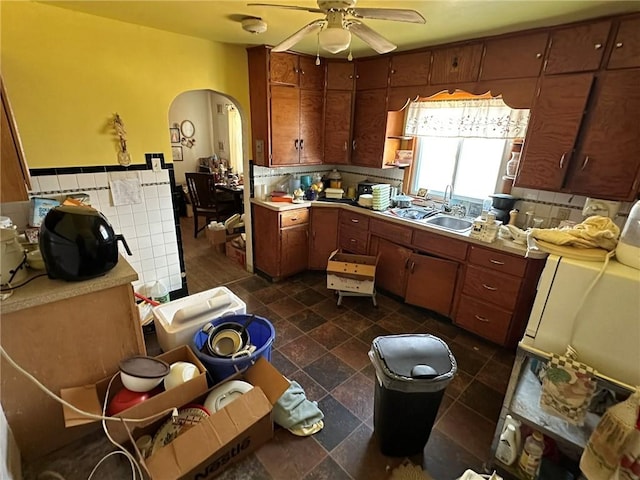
[442,184,453,213]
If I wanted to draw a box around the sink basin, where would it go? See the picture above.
[387,207,438,220]
[424,215,473,232]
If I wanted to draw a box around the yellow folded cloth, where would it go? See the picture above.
[530,215,620,251]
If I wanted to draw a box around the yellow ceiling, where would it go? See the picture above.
[43,1,640,58]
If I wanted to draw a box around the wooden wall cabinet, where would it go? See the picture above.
[355,57,390,90]
[1,78,30,203]
[252,204,309,280]
[326,61,354,89]
[480,32,548,80]
[389,51,430,87]
[607,16,640,70]
[308,207,339,269]
[430,43,483,84]
[351,88,388,167]
[271,52,324,89]
[324,62,354,165]
[543,20,611,74]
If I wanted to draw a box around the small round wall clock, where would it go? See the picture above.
[180,120,195,138]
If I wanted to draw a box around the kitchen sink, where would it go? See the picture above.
[386,207,438,220]
[424,215,473,232]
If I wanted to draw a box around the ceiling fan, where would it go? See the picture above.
[248,1,426,55]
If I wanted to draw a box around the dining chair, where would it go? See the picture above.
[185,172,236,238]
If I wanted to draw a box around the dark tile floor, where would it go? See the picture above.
[22,219,516,480]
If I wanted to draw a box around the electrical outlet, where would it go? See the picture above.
[582,197,621,218]
[151,158,161,172]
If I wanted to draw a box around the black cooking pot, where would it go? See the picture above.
[490,194,519,211]
[39,205,131,281]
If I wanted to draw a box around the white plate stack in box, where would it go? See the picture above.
[152,286,246,352]
[372,184,391,211]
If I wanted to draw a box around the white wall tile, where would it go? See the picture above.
[154,255,168,268]
[147,210,162,224]
[141,171,156,184]
[170,275,182,290]
[116,205,132,216]
[153,244,166,257]
[131,201,147,213]
[120,225,137,240]
[165,243,178,255]
[28,177,41,194]
[553,193,572,205]
[38,175,60,192]
[98,190,112,206]
[76,173,96,189]
[158,185,172,198]
[135,224,152,238]
[537,191,555,203]
[521,189,539,201]
[162,221,175,233]
[163,232,176,244]
[160,209,174,222]
[139,248,154,260]
[144,185,158,199]
[141,258,155,272]
[94,172,109,188]
[569,195,587,207]
[57,174,79,191]
[133,212,148,226]
[155,266,169,279]
[149,223,163,236]
[145,197,160,211]
[167,253,180,266]
[156,170,169,183]
[119,213,134,228]
[138,236,152,249]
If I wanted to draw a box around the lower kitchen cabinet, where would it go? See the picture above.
[369,236,412,297]
[252,204,309,280]
[308,207,339,269]
[405,252,459,317]
[338,209,370,254]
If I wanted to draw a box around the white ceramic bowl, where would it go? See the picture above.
[120,371,164,393]
[204,380,253,413]
[164,361,199,391]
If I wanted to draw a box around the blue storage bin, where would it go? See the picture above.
[192,314,275,383]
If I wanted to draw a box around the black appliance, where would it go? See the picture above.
[40,205,131,281]
[489,194,519,223]
[357,181,378,198]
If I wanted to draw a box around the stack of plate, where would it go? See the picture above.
[372,184,391,211]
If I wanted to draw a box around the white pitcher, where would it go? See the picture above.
[1,228,28,285]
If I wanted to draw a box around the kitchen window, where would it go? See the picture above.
[405,94,529,202]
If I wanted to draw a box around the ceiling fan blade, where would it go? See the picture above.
[347,21,397,54]
[350,8,426,24]
[272,20,325,52]
[247,3,324,14]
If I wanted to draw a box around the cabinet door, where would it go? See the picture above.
[326,61,354,90]
[566,69,640,201]
[270,85,300,165]
[544,20,611,74]
[1,83,29,203]
[299,89,323,164]
[390,51,430,87]
[515,74,593,191]
[252,205,280,277]
[608,17,640,70]
[430,43,483,84]
[299,56,324,90]
[480,32,548,80]
[371,237,412,298]
[281,225,309,278]
[405,253,459,317]
[270,52,299,85]
[308,208,339,269]
[351,88,387,167]
[324,90,352,164]
[355,57,390,90]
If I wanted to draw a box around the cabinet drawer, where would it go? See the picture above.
[370,218,412,245]
[468,246,527,277]
[280,208,309,227]
[456,295,511,345]
[340,210,370,229]
[463,265,522,311]
[339,225,369,255]
[412,230,468,260]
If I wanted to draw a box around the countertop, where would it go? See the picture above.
[251,198,547,259]
[0,255,138,314]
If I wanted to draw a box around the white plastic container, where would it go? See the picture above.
[152,286,246,352]
[495,424,518,466]
[616,200,640,270]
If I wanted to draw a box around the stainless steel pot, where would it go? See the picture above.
[393,194,413,208]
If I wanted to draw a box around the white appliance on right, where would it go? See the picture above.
[522,254,640,387]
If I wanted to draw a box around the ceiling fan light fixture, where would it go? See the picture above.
[319,27,351,54]
[241,17,268,34]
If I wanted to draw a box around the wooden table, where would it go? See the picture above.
[216,184,244,214]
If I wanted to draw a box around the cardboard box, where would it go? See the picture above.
[326,249,378,294]
[205,227,226,246]
[226,241,246,268]
[130,357,289,480]
[60,345,209,444]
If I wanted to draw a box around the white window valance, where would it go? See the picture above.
[405,97,529,139]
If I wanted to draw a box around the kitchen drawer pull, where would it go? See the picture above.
[474,315,490,323]
[343,141,347,151]
[410,261,415,273]
[294,139,299,150]
[489,259,505,265]
[405,258,411,269]
[351,218,359,223]
[535,53,542,59]
[581,155,590,171]
[290,217,298,221]
[594,43,602,50]
[559,152,566,169]
[350,238,356,243]
[616,42,623,48]
[482,283,498,291]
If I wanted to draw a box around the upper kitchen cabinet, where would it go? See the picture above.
[326,61,354,90]
[607,16,640,70]
[351,88,387,167]
[564,69,640,201]
[480,32,548,80]
[355,57,390,90]
[430,43,483,84]
[543,20,611,74]
[515,73,593,191]
[1,79,30,203]
[270,52,324,89]
[389,51,430,87]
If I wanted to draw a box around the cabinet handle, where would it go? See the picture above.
[349,74,353,79]
[482,283,498,291]
[299,139,304,150]
[581,155,590,171]
[355,74,360,79]
[352,140,357,150]
[294,139,299,150]
[474,315,490,323]
[350,238,356,243]
[410,261,416,273]
[300,69,305,75]
[616,42,623,48]
[351,218,359,223]
[594,43,602,50]
[343,141,347,151]
[559,152,566,169]
[313,231,316,239]
[293,67,299,73]
[391,69,396,74]
[489,259,505,265]
[291,217,298,221]
[452,56,459,68]
[535,53,542,59]
[405,258,411,269]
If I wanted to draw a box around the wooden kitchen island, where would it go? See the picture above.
[0,257,145,460]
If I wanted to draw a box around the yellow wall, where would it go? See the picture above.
[1,2,250,168]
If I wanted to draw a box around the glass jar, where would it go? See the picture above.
[616,200,640,269]
[506,152,520,177]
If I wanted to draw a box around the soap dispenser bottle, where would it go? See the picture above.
[617,200,640,270]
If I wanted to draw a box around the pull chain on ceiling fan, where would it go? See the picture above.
[248,0,426,55]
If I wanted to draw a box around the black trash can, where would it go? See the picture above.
[370,334,457,457]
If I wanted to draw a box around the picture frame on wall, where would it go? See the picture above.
[169,127,180,144]
[172,146,183,161]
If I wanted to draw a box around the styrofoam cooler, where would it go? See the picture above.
[152,287,246,352]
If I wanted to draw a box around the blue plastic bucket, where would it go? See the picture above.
[192,314,275,383]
